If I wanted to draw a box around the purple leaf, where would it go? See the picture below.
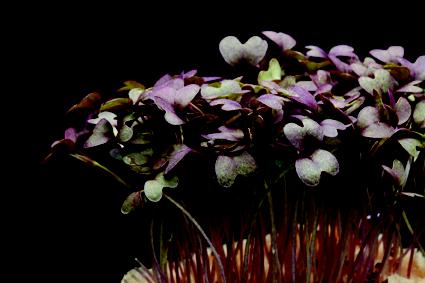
[395,97,412,125]
[210,99,242,111]
[357,107,380,128]
[219,36,268,66]
[361,123,395,138]
[370,46,404,63]
[262,31,296,51]
[305,45,327,58]
[397,80,423,93]
[165,144,192,174]
[174,84,200,108]
[257,94,284,110]
[154,74,172,87]
[320,119,349,137]
[64,128,77,142]
[154,96,185,125]
[329,45,356,57]
[288,85,318,110]
[203,126,244,141]
[153,86,176,104]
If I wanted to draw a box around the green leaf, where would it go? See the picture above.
[215,151,257,188]
[258,58,282,83]
[143,173,179,202]
[358,69,394,95]
[200,80,243,99]
[398,138,423,161]
[100,98,132,112]
[144,180,164,202]
[156,172,179,188]
[215,155,238,188]
[121,191,142,214]
[413,100,425,127]
[84,119,113,148]
[118,80,145,92]
[295,149,339,187]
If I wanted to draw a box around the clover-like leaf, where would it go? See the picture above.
[397,80,423,93]
[358,69,395,95]
[413,100,425,127]
[144,173,179,202]
[215,151,256,188]
[258,58,282,82]
[210,99,242,111]
[295,149,339,187]
[118,80,145,92]
[283,118,323,151]
[256,94,284,110]
[121,191,142,214]
[174,84,200,108]
[201,80,245,100]
[398,138,422,161]
[84,119,114,148]
[395,97,411,125]
[219,36,268,66]
[320,119,350,137]
[357,106,395,138]
[370,46,404,63]
[262,31,296,51]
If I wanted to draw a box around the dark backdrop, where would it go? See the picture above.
[13,2,424,283]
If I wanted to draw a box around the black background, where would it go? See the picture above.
[9,2,424,283]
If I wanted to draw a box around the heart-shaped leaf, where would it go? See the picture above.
[258,58,282,82]
[295,149,339,187]
[201,80,244,100]
[256,94,284,110]
[283,118,323,151]
[357,106,395,138]
[144,173,179,202]
[262,31,296,51]
[215,151,256,188]
[320,119,350,137]
[219,36,268,66]
[210,99,242,111]
[370,46,404,63]
[358,69,395,95]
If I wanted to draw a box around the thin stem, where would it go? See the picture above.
[265,180,281,283]
[163,193,227,283]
